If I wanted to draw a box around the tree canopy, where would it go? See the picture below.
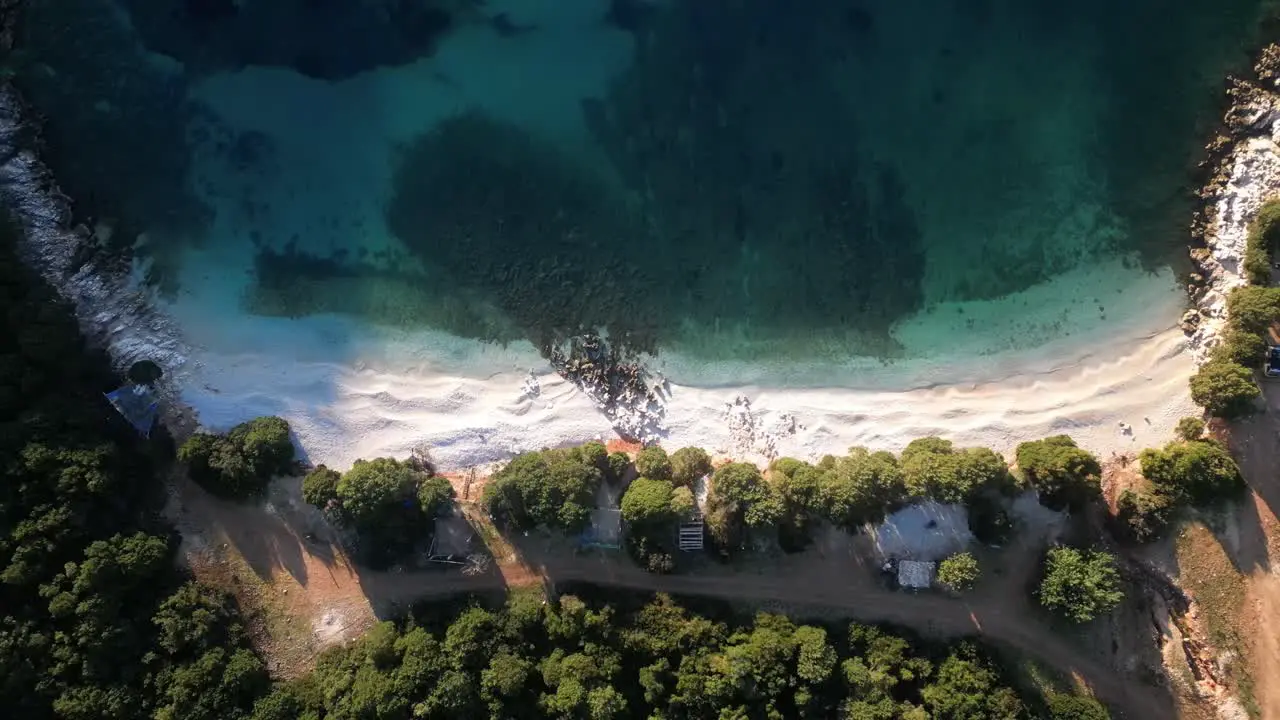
[634,445,673,481]
[1139,438,1245,507]
[248,592,1037,720]
[1014,436,1102,512]
[705,462,783,551]
[1037,547,1124,623]
[482,446,603,533]
[669,446,713,488]
[177,416,296,500]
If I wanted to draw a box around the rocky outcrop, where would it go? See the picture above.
[1187,46,1280,361]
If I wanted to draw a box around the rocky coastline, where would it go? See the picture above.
[1186,43,1280,360]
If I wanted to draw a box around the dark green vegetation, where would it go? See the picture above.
[1243,197,1280,285]
[0,216,266,719]
[301,457,458,567]
[1014,436,1103,513]
[482,445,604,534]
[178,416,295,499]
[1186,282,1280,419]
[1037,548,1125,623]
[1112,433,1246,544]
[252,591,1034,720]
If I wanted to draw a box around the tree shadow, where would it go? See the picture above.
[1215,403,1278,573]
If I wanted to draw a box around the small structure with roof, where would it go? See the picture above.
[104,360,164,438]
[426,513,475,565]
[895,559,936,590]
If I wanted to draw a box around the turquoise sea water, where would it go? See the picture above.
[13,0,1268,364]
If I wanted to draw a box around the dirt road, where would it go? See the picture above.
[355,538,1173,720]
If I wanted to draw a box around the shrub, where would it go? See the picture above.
[1139,439,1245,506]
[1037,547,1124,623]
[1174,416,1205,442]
[635,446,673,481]
[1014,436,1101,512]
[1189,359,1259,419]
[620,478,676,529]
[1243,196,1280,285]
[936,552,980,593]
[1113,489,1173,544]
[301,465,341,508]
[226,416,294,477]
[1046,693,1111,720]
[670,446,712,488]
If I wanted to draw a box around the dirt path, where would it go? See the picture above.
[339,526,1166,720]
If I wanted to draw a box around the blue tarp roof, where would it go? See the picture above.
[105,384,159,438]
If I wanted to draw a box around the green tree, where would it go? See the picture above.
[818,448,906,529]
[635,446,673,481]
[336,458,423,531]
[621,477,677,529]
[1139,439,1245,506]
[482,447,602,533]
[301,465,341,508]
[1189,360,1260,419]
[706,462,782,551]
[1243,198,1280,285]
[1225,285,1280,335]
[670,447,713,488]
[937,552,980,593]
[416,475,455,518]
[920,645,1027,719]
[1209,328,1266,367]
[1037,547,1124,623]
[670,486,697,519]
[769,457,824,550]
[606,452,631,484]
[900,438,1012,504]
[1015,436,1101,512]
[1113,489,1174,544]
[227,416,294,478]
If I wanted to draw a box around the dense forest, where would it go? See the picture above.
[0,213,1113,720]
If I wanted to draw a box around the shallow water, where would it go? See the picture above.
[13,0,1266,368]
